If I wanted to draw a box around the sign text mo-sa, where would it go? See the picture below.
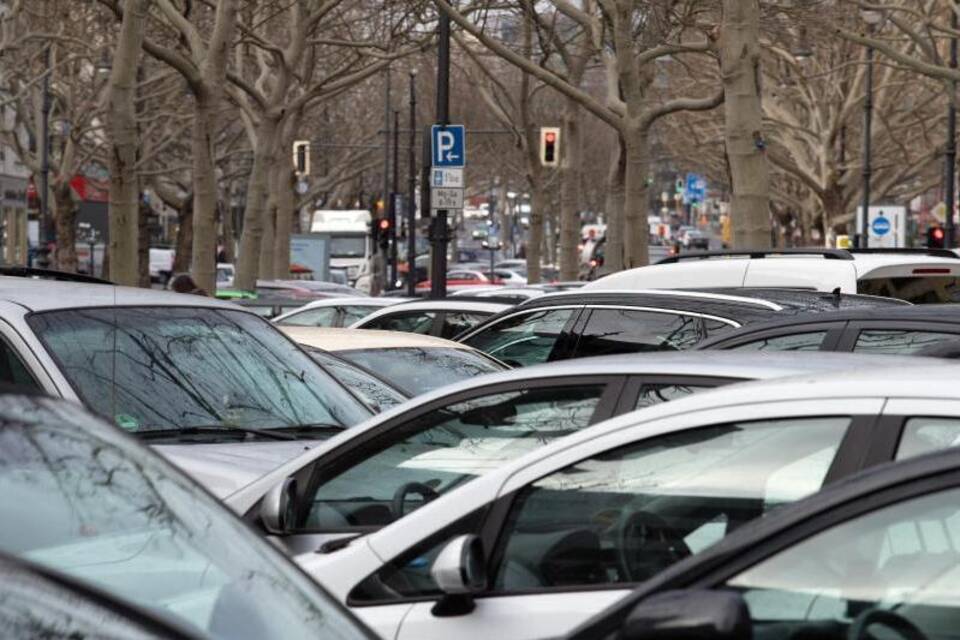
[431,125,465,168]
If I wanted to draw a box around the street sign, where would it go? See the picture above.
[871,215,891,237]
[857,206,906,248]
[431,125,466,168]
[432,167,464,188]
[684,173,706,203]
[432,187,464,210]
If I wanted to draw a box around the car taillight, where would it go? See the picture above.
[913,268,952,274]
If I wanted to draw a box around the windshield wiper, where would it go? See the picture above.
[139,425,297,442]
[273,423,347,437]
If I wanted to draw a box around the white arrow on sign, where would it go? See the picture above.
[437,131,459,162]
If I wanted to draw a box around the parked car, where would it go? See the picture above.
[282,327,506,396]
[0,392,374,639]
[451,287,546,303]
[587,248,960,303]
[225,351,908,557]
[0,273,373,496]
[351,300,510,339]
[273,296,406,327]
[456,288,896,367]
[289,363,959,639]
[568,437,960,640]
[149,247,175,284]
[274,279,365,296]
[306,347,409,413]
[696,304,960,354]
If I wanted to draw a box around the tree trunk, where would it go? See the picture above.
[52,183,78,273]
[603,135,626,273]
[559,98,581,281]
[105,0,147,287]
[235,119,278,290]
[273,166,294,280]
[622,125,650,268]
[526,184,544,283]
[190,95,220,292]
[721,0,770,248]
[138,196,151,287]
[259,193,276,280]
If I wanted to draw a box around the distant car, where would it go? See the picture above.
[256,354,945,639]
[351,300,510,339]
[254,279,353,300]
[274,296,406,327]
[587,248,960,303]
[0,392,374,639]
[568,421,960,640]
[489,269,527,285]
[282,326,506,396]
[149,247,175,284]
[273,279,364,297]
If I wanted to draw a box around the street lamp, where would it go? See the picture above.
[946,7,959,248]
[858,8,883,249]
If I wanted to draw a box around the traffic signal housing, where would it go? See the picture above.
[927,225,946,249]
[292,140,310,176]
[540,127,561,167]
[377,217,391,252]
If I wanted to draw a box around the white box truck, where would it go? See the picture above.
[309,209,372,286]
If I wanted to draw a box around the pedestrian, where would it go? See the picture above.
[169,273,209,297]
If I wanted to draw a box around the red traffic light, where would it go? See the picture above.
[378,218,391,231]
[934,228,945,240]
[545,131,556,143]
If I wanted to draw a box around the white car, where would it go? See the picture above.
[281,326,506,396]
[273,297,405,328]
[351,300,510,340]
[587,248,960,303]
[450,287,545,302]
[279,363,959,640]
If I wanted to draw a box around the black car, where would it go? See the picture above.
[457,289,907,367]
[567,446,960,640]
[697,304,960,355]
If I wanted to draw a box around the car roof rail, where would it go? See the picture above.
[845,248,960,259]
[655,248,854,264]
[0,265,113,285]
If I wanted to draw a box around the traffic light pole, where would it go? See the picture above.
[430,10,451,299]
[407,71,418,297]
[946,8,958,248]
[389,110,400,286]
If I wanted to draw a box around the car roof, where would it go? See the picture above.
[699,287,911,311]
[569,435,960,638]
[359,299,511,315]
[280,326,475,351]
[286,297,402,310]
[696,303,960,348]
[0,278,238,313]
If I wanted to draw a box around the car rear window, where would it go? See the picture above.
[858,276,960,304]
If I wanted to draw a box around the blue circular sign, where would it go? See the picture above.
[872,215,891,236]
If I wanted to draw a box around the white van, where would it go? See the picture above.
[586,248,960,304]
[310,209,372,285]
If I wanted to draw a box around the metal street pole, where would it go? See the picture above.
[377,67,391,295]
[390,110,400,287]
[859,24,876,249]
[407,70,417,296]
[946,7,958,248]
[430,10,451,299]
[38,46,52,268]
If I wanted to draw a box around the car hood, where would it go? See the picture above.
[154,440,322,498]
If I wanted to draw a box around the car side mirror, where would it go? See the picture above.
[429,534,486,617]
[621,590,751,640]
[259,476,297,535]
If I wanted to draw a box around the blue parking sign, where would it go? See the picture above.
[431,125,466,168]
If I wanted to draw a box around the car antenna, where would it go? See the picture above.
[831,287,841,308]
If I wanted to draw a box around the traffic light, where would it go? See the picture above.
[292,140,310,176]
[377,217,391,251]
[540,127,561,167]
[928,225,946,249]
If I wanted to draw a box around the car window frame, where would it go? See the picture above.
[707,321,848,352]
[284,375,629,536]
[835,319,960,353]
[614,375,744,415]
[458,305,585,363]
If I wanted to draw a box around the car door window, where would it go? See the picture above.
[462,308,577,367]
[364,311,437,334]
[896,417,960,461]
[634,383,708,410]
[575,309,707,357]
[727,486,960,636]
[300,385,607,531]
[0,338,39,390]
[854,329,959,354]
[341,305,377,326]
[441,312,490,339]
[275,306,340,327]
[491,417,851,592]
[729,331,828,352]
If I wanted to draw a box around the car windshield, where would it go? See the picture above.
[28,307,370,435]
[0,396,367,640]
[338,347,504,395]
[308,349,407,412]
[329,236,366,258]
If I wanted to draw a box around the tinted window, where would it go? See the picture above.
[730,331,828,352]
[858,276,960,303]
[575,308,707,357]
[728,487,960,636]
[309,350,406,412]
[28,308,369,434]
[854,329,958,354]
[276,306,340,327]
[363,311,436,334]
[441,312,491,339]
[463,308,576,367]
[492,417,850,591]
[0,339,39,390]
[341,347,503,395]
[0,398,366,639]
[896,417,960,460]
[300,385,606,531]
